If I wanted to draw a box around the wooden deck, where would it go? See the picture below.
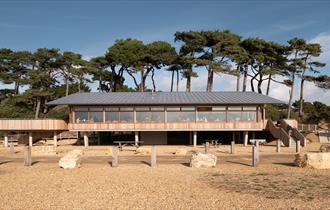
[0,119,68,131]
[68,121,265,131]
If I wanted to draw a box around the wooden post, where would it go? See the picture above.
[243,131,248,147]
[205,142,209,154]
[151,146,156,167]
[10,142,14,154]
[189,131,193,145]
[28,132,33,147]
[97,132,101,145]
[53,131,57,147]
[112,146,118,167]
[193,131,197,147]
[77,131,81,145]
[4,132,8,147]
[24,146,32,166]
[83,133,89,147]
[135,131,139,147]
[276,139,281,153]
[230,140,235,154]
[296,140,301,153]
[252,144,259,167]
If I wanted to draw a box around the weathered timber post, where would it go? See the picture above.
[134,131,139,147]
[24,146,32,166]
[205,142,209,154]
[97,132,101,145]
[250,139,265,167]
[83,133,89,147]
[53,131,57,147]
[10,142,15,154]
[28,132,33,147]
[276,139,281,153]
[230,140,235,154]
[243,131,248,147]
[151,146,156,167]
[112,146,118,167]
[193,131,197,147]
[4,132,8,148]
[296,140,301,153]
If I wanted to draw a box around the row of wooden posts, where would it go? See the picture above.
[4,138,301,168]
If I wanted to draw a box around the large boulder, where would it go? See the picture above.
[190,152,217,168]
[295,152,330,169]
[135,147,151,155]
[174,148,188,156]
[59,149,83,169]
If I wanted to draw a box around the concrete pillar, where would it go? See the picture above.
[243,131,248,147]
[193,131,197,147]
[83,133,89,147]
[53,131,57,147]
[28,132,33,147]
[296,140,301,153]
[4,132,8,147]
[24,146,32,167]
[205,142,209,154]
[135,131,139,146]
[231,140,235,154]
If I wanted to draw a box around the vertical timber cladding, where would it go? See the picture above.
[140,131,168,145]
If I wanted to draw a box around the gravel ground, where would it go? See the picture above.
[0,142,330,210]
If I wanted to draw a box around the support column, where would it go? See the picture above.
[28,132,33,147]
[296,140,301,153]
[193,131,197,147]
[243,131,248,147]
[97,132,101,145]
[83,133,89,147]
[53,131,57,147]
[276,139,281,153]
[150,146,156,167]
[189,131,193,145]
[135,131,139,147]
[4,132,8,148]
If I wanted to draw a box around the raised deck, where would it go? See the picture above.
[0,119,68,131]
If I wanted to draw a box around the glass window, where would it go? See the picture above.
[120,112,134,123]
[151,107,164,111]
[242,112,257,121]
[89,112,103,122]
[74,107,88,111]
[167,112,195,122]
[167,107,180,111]
[136,112,151,122]
[228,106,242,111]
[151,112,165,122]
[227,112,241,121]
[197,112,225,122]
[75,111,88,123]
[212,107,226,111]
[120,107,134,111]
[136,107,150,111]
[106,107,119,111]
[181,107,195,111]
[242,106,257,111]
[105,112,119,122]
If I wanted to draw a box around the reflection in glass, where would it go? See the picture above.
[89,112,103,122]
[197,112,225,122]
[167,112,195,122]
[120,112,134,122]
[136,112,150,122]
[105,112,119,122]
[75,111,88,123]
[151,112,165,122]
[242,112,256,121]
[227,112,241,121]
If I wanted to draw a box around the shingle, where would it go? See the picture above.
[48,92,284,105]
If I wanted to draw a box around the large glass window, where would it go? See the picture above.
[136,112,150,122]
[197,112,225,122]
[167,111,195,122]
[227,112,241,121]
[105,112,119,122]
[151,112,165,122]
[242,112,257,121]
[89,112,103,122]
[75,111,88,123]
[120,112,134,123]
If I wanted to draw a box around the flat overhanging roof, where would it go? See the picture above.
[48,91,284,106]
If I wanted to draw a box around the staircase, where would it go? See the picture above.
[265,119,306,147]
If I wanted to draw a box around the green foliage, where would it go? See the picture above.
[0,96,34,118]
[46,105,69,120]
[265,104,288,121]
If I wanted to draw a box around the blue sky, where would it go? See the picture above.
[0,0,329,103]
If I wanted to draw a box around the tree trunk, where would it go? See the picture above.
[257,74,263,94]
[43,98,48,114]
[98,75,102,92]
[139,70,144,92]
[35,97,41,119]
[242,65,248,92]
[176,70,179,92]
[206,68,213,92]
[65,77,69,96]
[299,78,305,117]
[151,69,156,92]
[266,74,271,96]
[186,69,191,92]
[236,65,240,91]
[170,71,174,92]
[14,81,19,94]
[287,74,295,119]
